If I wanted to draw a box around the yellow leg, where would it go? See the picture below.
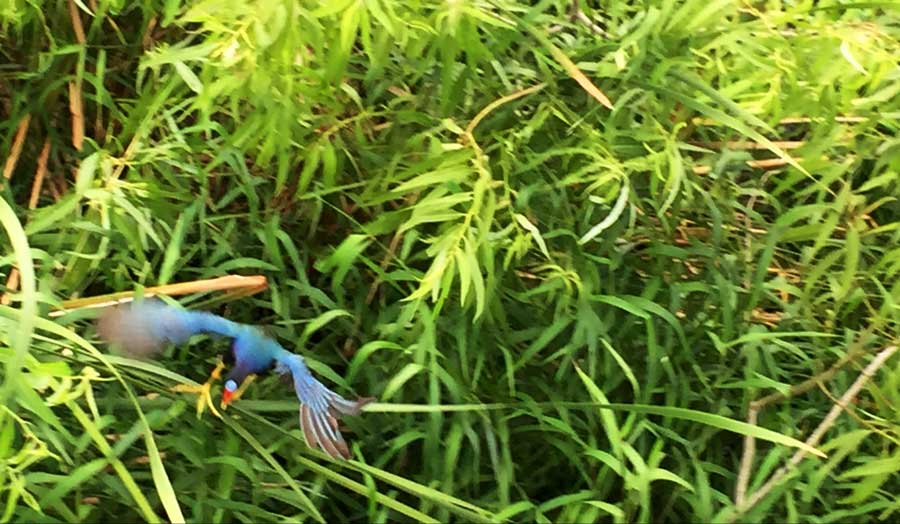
[220,374,256,410]
[170,357,226,419]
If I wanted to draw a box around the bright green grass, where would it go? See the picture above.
[2,1,900,522]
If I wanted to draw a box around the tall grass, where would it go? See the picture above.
[2,1,900,522]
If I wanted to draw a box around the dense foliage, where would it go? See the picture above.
[2,1,900,522]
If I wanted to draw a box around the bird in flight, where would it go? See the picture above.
[97,299,372,459]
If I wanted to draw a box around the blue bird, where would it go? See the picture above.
[97,299,372,459]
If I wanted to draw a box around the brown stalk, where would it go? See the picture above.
[692,158,797,175]
[51,274,269,317]
[69,81,84,151]
[691,140,805,150]
[67,0,86,44]
[142,16,158,50]
[1,270,19,306]
[3,114,31,181]
[29,138,52,209]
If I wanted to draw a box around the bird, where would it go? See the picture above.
[96,299,373,459]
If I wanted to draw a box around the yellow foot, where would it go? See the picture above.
[170,357,226,419]
[220,374,256,411]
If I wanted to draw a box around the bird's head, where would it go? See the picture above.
[221,379,239,407]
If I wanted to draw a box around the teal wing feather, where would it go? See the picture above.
[276,351,374,459]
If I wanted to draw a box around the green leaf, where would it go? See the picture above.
[380,363,424,401]
[314,233,371,294]
[575,364,623,458]
[299,309,353,346]
[173,61,203,93]
[158,202,197,285]
[67,402,160,522]
[0,308,186,523]
[579,178,630,244]
[0,197,36,403]
[75,152,100,194]
[838,222,860,300]
[514,213,550,259]
[221,418,325,523]
[839,453,900,479]
[600,403,825,458]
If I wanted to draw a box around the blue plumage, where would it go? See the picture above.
[97,299,372,459]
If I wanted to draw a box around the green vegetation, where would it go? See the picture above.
[2,1,900,522]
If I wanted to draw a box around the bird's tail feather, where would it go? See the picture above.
[281,354,373,459]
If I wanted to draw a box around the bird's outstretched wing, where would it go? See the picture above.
[277,353,374,459]
[97,299,242,357]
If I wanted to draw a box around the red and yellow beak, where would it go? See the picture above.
[221,388,234,406]
[220,376,254,409]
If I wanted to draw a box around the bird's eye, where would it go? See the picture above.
[225,379,238,392]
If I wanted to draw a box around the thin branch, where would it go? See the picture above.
[366,230,404,305]
[692,115,866,126]
[465,83,546,136]
[778,116,866,124]
[573,10,607,37]
[692,157,810,175]
[734,330,873,506]
[728,345,898,522]
[752,347,869,410]
[734,407,758,506]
